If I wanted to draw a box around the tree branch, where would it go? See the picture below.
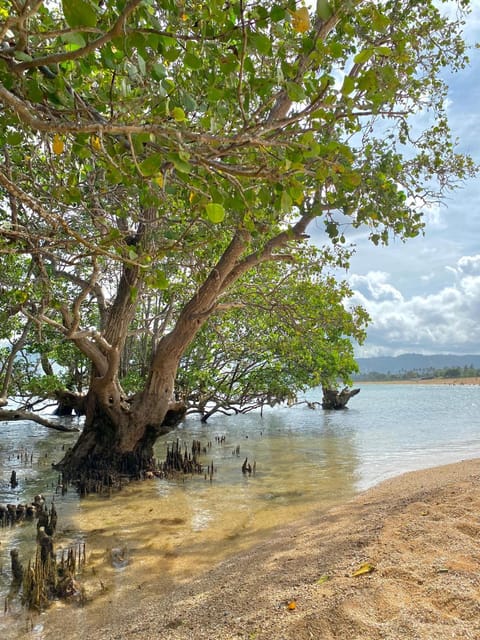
[0,167,148,267]
[11,0,143,72]
[0,409,80,432]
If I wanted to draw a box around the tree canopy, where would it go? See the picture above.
[0,0,476,479]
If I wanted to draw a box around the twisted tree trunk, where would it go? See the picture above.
[56,232,250,486]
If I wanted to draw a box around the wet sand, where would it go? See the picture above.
[31,457,480,640]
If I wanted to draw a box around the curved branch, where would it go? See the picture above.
[0,168,147,268]
[12,0,143,72]
[222,206,319,290]
[0,409,80,432]
[0,319,32,402]
[266,7,347,123]
[151,229,251,364]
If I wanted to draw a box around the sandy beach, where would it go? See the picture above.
[35,457,480,640]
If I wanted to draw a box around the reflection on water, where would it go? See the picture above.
[1,383,480,638]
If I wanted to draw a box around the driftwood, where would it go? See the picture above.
[322,386,360,410]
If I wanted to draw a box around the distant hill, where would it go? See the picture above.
[355,353,480,375]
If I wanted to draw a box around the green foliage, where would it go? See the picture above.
[26,374,65,397]
[176,249,368,417]
[119,369,145,394]
[355,364,480,382]
[0,0,476,411]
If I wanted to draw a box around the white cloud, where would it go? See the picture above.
[349,271,404,303]
[313,2,480,358]
[349,256,480,356]
[457,254,480,274]
[421,202,445,229]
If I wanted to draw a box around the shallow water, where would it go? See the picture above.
[1,383,480,638]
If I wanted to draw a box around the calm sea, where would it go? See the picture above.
[1,382,479,637]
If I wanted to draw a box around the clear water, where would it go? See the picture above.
[1,383,479,638]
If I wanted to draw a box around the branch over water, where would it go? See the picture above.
[0,409,80,432]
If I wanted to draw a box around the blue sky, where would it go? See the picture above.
[325,2,480,357]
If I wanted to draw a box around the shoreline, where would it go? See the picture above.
[358,376,480,385]
[31,457,480,640]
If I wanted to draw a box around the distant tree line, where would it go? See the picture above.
[353,365,480,382]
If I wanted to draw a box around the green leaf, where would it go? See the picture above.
[61,32,86,47]
[172,106,187,122]
[354,48,374,64]
[205,203,225,223]
[151,270,168,290]
[7,132,23,145]
[343,171,362,189]
[137,54,146,76]
[286,81,306,102]
[249,32,272,55]
[106,166,123,184]
[317,0,333,21]
[341,76,355,95]
[371,10,390,32]
[374,46,392,57]
[152,63,167,81]
[167,152,191,174]
[26,79,44,102]
[14,51,33,62]
[325,221,338,238]
[271,5,286,22]
[184,52,202,70]
[62,0,97,28]
[329,42,344,58]
[163,46,180,63]
[129,286,138,303]
[280,190,292,212]
[207,87,224,101]
[139,153,164,177]
[180,91,198,112]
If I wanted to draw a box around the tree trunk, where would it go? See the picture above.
[54,390,87,416]
[56,230,253,488]
[56,371,184,487]
[321,386,360,409]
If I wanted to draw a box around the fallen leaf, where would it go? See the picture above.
[317,574,330,584]
[352,562,375,577]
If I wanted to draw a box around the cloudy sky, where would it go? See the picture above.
[318,2,480,358]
